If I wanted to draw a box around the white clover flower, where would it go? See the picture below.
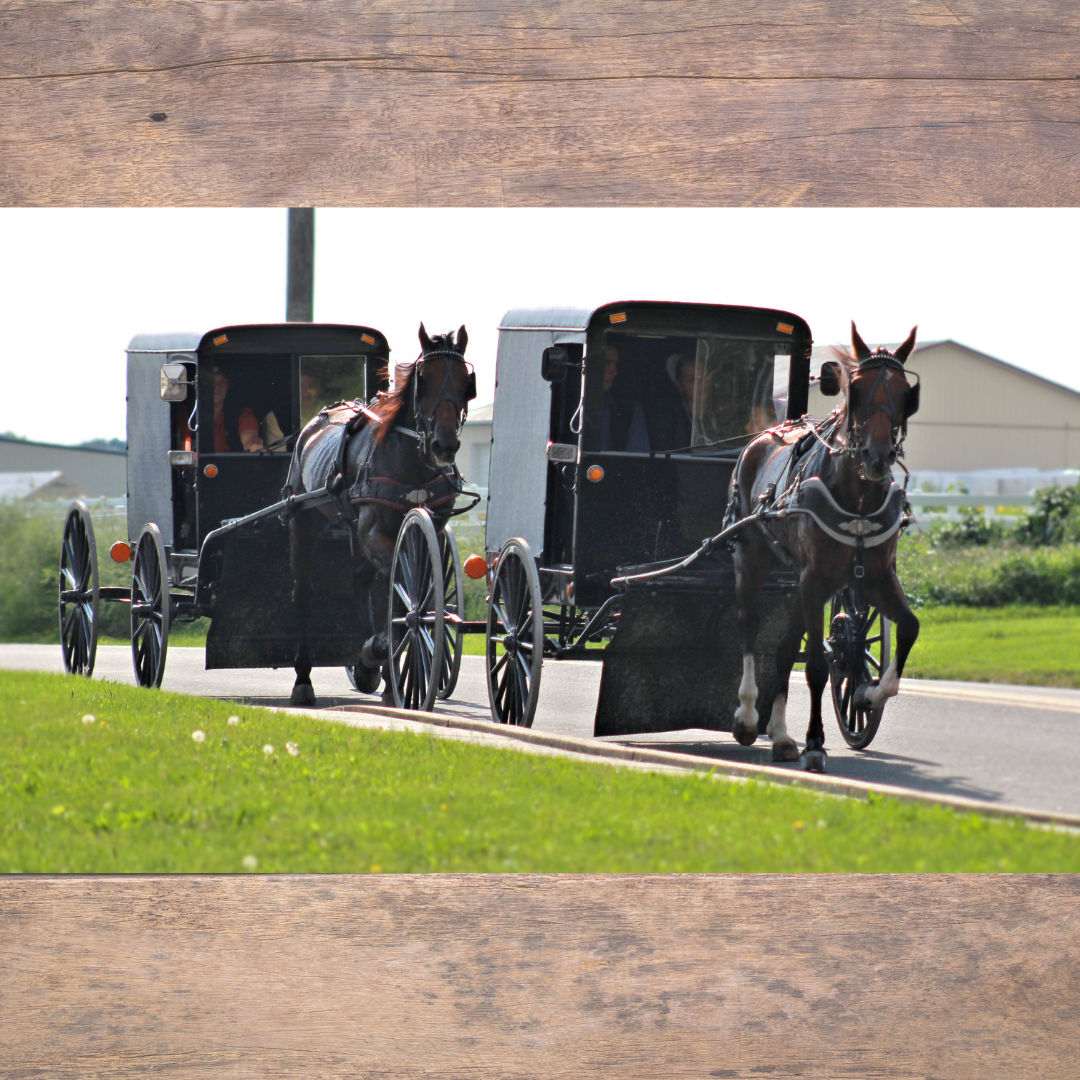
[242,854,258,871]
[192,730,206,743]
[286,742,299,757]
[263,744,274,756]
[81,714,96,725]
[227,715,240,726]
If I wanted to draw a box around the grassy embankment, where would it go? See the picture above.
[2,669,1078,874]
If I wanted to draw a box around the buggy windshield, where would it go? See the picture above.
[586,329,789,454]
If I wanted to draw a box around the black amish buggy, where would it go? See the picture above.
[463,301,896,751]
[58,323,470,700]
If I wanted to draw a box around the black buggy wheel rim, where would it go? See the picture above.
[436,528,464,700]
[388,509,446,712]
[485,539,544,728]
[130,525,170,689]
[827,589,890,750]
[59,502,99,677]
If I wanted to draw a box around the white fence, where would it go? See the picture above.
[906,492,1033,527]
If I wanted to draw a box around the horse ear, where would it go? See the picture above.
[419,322,432,351]
[455,324,468,354]
[894,326,917,364]
[851,322,871,362]
[465,371,477,401]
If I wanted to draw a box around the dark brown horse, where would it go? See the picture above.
[285,324,475,705]
[728,323,921,772]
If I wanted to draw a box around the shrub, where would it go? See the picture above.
[1013,484,1080,546]
[932,508,1009,547]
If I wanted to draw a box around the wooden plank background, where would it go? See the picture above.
[1,1,1078,205]
[2,874,1078,1078]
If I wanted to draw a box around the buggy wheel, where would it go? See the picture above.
[131,524,170,689]
[388,509,445,712]
[485,538,543,727]
[436,528,464,700]
[827,589,891,750]
[59,501,100,676]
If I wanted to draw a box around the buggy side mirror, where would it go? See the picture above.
[541,346,571,383]
[160,363,194,401]
[817,361,842,397]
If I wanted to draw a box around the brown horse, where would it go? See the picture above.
[727,323,921,772]
[285,324,475,705]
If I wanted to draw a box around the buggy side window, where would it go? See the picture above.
[299,355,367,426]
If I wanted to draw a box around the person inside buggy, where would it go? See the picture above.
[587,331,781,454]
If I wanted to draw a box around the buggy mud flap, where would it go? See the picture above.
[593,581,797,737]
[201,514,372,669]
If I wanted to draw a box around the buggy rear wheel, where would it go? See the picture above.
[388,508,445,712]
[827,589,891,750]
[59,501,100,677]
[436,528,464,700]
[485,538,543,727]
[131,524,170,689]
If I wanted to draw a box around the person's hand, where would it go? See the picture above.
[246,439,265,452]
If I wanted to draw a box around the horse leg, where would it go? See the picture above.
[357,518,397,704]
[289,511,326,706]
[800,586,830,773]
[348,559,383,694]
[766,605,806,763]
[856,572,921,710]
[732,543,771,746]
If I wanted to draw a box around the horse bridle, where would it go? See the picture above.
[846,350,920,471]
[398,348,473,467]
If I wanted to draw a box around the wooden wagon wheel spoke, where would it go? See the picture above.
[485,539,543,728]
[388,509,445,713]
[59,502,99,678]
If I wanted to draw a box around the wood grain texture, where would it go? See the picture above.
[2,875,1078,1078]
[2,1,1078,205]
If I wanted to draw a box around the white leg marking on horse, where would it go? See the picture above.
[766,694,788,743]
[866,659,900,707]
[734,653,758,731]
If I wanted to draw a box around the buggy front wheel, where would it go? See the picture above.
[485,538,544,727]
[131,524,170,689]
[59,501,100,677]
[826,589,890,750]
[388,508,446,712]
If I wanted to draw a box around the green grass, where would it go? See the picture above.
[2,670,1078,873]
[904,605,1080,687]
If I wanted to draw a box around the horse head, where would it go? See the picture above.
[412,323,476,467]
[844,323,920,482]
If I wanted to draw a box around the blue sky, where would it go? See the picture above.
[1,207,1076,445]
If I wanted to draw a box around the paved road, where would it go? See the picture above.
[4,644,1079,817]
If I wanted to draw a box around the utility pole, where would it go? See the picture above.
[286,208,314,322]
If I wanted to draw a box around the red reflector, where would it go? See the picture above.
[463,554,488,580]
[110,541,131,563]
[204,464,219,478]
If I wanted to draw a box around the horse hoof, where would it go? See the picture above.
[732,726,758,747]
[771,739,801,763]
[351,665,382,695]
[852,682,877,711]
[381,689,396,707]
[291,684,316,707]
[802,749,828,774]
[361,637,390,668]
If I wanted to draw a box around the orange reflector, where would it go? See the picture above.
[777,322,793,334]
[204,463,219,478]
[110,541,131,563]
[464,554,488,580]
[586,465,604,482]
[609,312,627,324]
[361,334,375,345]
[213,334,228,345]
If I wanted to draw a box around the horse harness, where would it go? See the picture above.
[728,415,910,579]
